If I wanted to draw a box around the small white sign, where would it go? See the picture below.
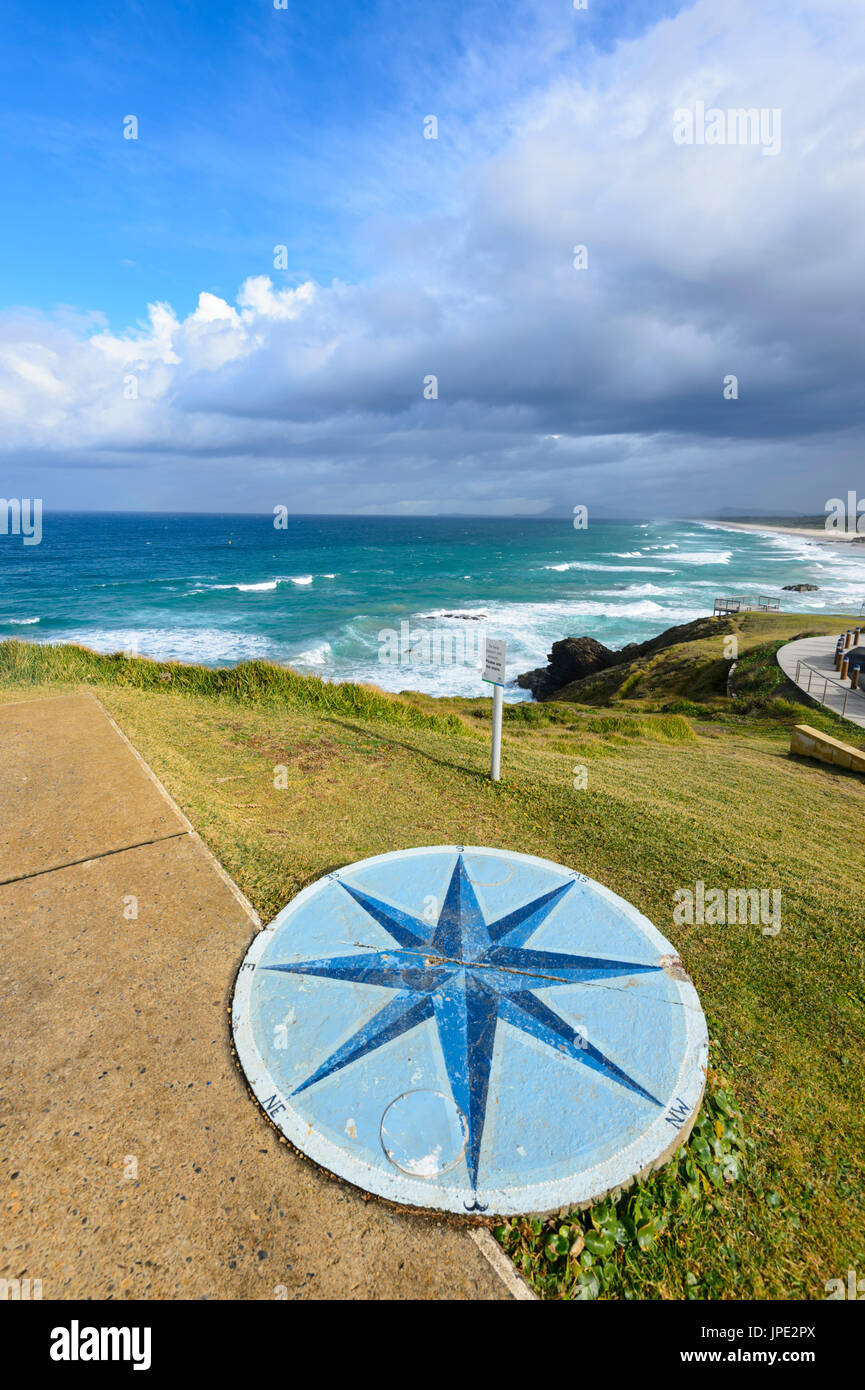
[482,638,507,686]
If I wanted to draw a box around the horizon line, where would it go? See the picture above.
[1,507,819,521]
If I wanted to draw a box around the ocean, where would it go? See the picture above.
[3,512,865,700]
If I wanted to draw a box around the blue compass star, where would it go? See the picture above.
[266,854,663,1201]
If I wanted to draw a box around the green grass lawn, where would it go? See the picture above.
[2,616,863,1300]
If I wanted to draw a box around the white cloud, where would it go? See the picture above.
[237,276,316,321]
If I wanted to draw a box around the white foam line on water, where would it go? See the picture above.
[188,575,316,594]
[664,551,733,565]
[541,563,675,573]
[32,626,273,664]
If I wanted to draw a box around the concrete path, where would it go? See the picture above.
[0,693,522,1300]
[777,634,865,731]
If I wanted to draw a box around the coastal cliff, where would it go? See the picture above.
[517,616,732,701]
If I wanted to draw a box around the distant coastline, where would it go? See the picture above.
[696,518,865,547]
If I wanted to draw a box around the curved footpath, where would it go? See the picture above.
[777,633,865,730]
[0,692,525,1300]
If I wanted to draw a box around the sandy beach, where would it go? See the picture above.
[697,519,865,547]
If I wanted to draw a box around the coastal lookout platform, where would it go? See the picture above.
[714,595,780,616]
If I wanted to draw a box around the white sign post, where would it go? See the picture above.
[482,638,506,781]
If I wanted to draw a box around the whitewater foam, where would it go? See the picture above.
[292,642,332,666]
[35,626,272,664]
[665,551,732,565]
[542,562,675,573]
[189,574,315,594]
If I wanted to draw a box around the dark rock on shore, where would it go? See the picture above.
[782,583,818,592]
[517,636,615,699]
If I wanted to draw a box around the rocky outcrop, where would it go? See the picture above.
[517,616,732,701]
[516,636,616,699]
[782,583,818,592]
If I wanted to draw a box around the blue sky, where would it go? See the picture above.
[0,0,863,515]
[2,0,682,328]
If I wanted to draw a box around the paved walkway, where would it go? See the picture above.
[777,634,865,731]
[0,693,521,1300]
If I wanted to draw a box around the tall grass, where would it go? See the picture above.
[0,639,469,736]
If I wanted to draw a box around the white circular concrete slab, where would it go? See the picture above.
[231,846,708,1216]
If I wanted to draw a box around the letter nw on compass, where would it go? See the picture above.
[265,854,663,1196]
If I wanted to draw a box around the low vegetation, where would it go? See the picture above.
[0,638,467,736]
[495,1078,751,1299]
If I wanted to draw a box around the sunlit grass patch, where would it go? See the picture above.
[580,713,698,743]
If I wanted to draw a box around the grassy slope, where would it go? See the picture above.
[2,618,863,1300]
[544,611,856,707]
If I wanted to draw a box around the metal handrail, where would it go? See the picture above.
[714,595,781,615]
[794,657,865,718]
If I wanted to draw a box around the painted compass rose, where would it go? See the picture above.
[232,847,707,1216]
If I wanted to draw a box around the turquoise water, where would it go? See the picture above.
[2,513,864,698]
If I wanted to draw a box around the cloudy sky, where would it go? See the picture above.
[0,0,863,516]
